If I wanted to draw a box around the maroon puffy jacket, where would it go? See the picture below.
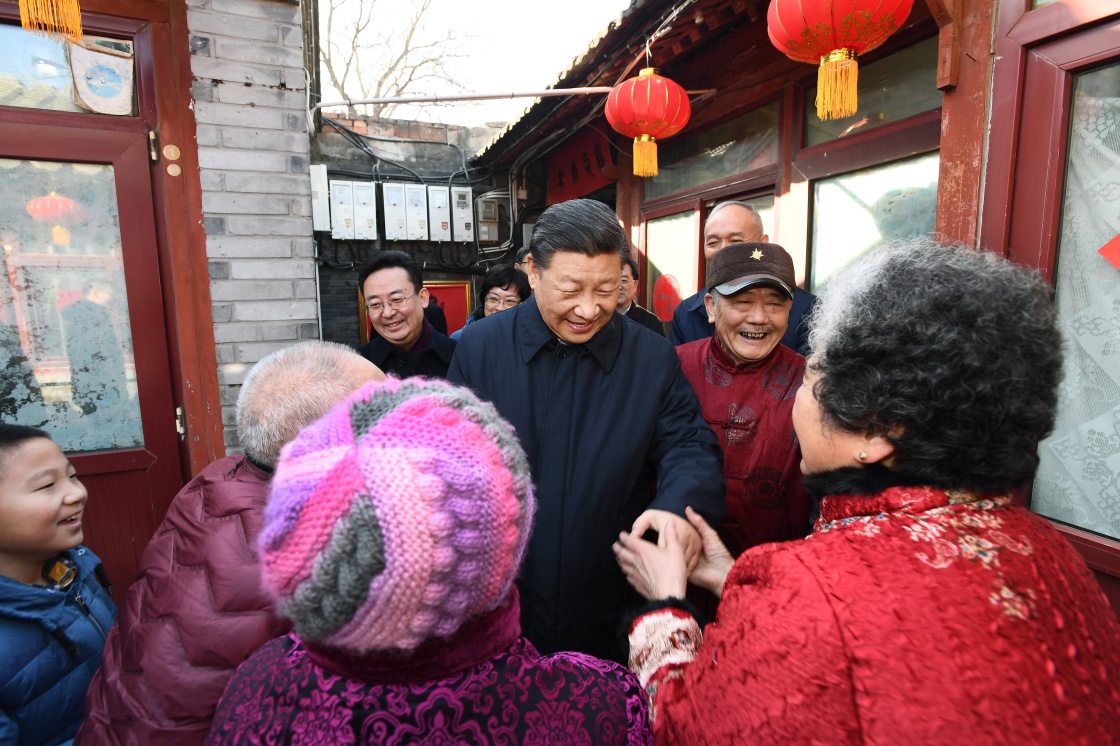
[77,455,289,746]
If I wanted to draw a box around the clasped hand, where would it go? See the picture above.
[613,507,734,601]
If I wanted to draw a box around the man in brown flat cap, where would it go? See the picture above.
[676,241,812,562]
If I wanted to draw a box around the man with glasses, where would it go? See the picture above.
[618,256,665,337]
[358,251,456,379]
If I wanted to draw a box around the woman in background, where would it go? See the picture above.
[451,264,530,340]
[614,238,1120,744]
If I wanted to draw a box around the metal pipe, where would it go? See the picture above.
[312,87,716,113]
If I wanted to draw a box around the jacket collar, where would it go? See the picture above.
[807,466,1013,529]
[302,587,522,684]
[516,295,621,373]
[366,320,456,367]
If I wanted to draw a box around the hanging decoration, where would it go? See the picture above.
[27,192,79,221]
[605,68,691,178]
[767,0,914,121]
[19,0,83,42]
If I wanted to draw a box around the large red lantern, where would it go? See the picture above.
[605,68,691,178]
[767,0,915,121]
[27,192,79,221]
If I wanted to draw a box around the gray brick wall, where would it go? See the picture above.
[187,0,315,451]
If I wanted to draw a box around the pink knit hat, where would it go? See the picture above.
[258,377,535,653]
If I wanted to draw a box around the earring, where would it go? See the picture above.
[857,451,867,462]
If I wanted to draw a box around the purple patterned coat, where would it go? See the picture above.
[205,591,652,745]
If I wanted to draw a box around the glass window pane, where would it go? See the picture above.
[0,25,136,115]
[805,36,942,147]
[1031,0,1059,7]
[645,211,699,321]
[0,158,143,452]
[810,152,939,290]
[645,102,779,200]
[1032,63,1120,543]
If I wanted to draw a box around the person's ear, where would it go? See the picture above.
[703,293,716,324]
[526,256,540,291]
[418,287,430,308]
[760,233,770,243]
[857,431,897,467]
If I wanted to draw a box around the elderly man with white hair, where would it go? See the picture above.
[77,342,384,746]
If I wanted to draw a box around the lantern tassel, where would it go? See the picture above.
[633,134,658,178]
[816,49,858,121]
[19,0,83,42]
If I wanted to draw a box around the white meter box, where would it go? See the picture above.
[405,184,428,241]
[382,182,407,241]
[310,164,330,232]
[353,182,378,241]
[328,180,354,240]
[450,186,473,242]
[428,186,451,242]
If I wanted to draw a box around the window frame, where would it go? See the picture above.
[981,0,1120,578]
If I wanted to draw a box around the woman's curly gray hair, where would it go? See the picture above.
[808,238,1062,491]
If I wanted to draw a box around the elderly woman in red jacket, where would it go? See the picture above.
[614,238,1120,744]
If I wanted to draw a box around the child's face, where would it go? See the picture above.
[0,438,88,564]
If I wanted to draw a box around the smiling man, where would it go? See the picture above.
[677,241,812,560]
[449,198,724,663]
[358,251,456,379]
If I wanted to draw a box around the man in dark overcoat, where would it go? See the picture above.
[449,198,725,662]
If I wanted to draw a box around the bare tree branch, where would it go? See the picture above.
[319,0,469,119]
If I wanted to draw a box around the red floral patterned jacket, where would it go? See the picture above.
[629,470,1120,744]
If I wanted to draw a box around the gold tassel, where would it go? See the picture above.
[816,48,858,121]
[52,225,71,245]
[633,134,658,178]
[19,0,83,42]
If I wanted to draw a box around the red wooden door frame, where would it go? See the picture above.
[981,0,1120,589]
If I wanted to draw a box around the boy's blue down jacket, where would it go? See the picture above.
[0,546,116,746]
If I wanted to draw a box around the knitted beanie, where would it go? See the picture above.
[259,376,535,653]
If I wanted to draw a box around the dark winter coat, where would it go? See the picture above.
[448,296,724,662]
[359,320,456,379]
[670,287,818,355]
[624,303,666,337]
[77,455,288,746]
[0,546,117,746]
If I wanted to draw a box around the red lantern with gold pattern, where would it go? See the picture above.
[767,0,915,121]
[605,68,691,178]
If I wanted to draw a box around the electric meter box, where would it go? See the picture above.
[382,182,407,241]
[477,197,499,243]
[353,182,378,241]
[427,186,451,242]
[310,164,330,231]
[405,184,429,241]
[451,186,473,242]
[328,180,354,240]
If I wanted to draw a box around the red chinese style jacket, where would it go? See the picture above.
[628,471,1120,744]
[676,336,811,556]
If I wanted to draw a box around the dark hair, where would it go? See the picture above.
[358,250,423,295]
[808,238,1062,491]
[515,245,531,264]
[0,423,52,469]
[622,256,640,282]
[528,199,630,270]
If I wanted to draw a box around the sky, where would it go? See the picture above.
[319,0,636,127]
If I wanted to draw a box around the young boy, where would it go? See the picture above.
[0,424,116,745]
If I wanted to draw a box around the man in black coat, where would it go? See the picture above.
[357,251,456,379]
[618,255,666,337]
[449,199,725,662]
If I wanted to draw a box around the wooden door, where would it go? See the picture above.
[0,20,185,591]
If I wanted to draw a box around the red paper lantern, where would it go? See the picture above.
[27,192,79,221]
[767,0,915,121]
[605,68,691,177]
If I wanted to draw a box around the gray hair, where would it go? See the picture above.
[807,237,1062,490]
[236,341,376,467]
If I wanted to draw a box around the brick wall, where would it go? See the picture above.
[186,0,316,451]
